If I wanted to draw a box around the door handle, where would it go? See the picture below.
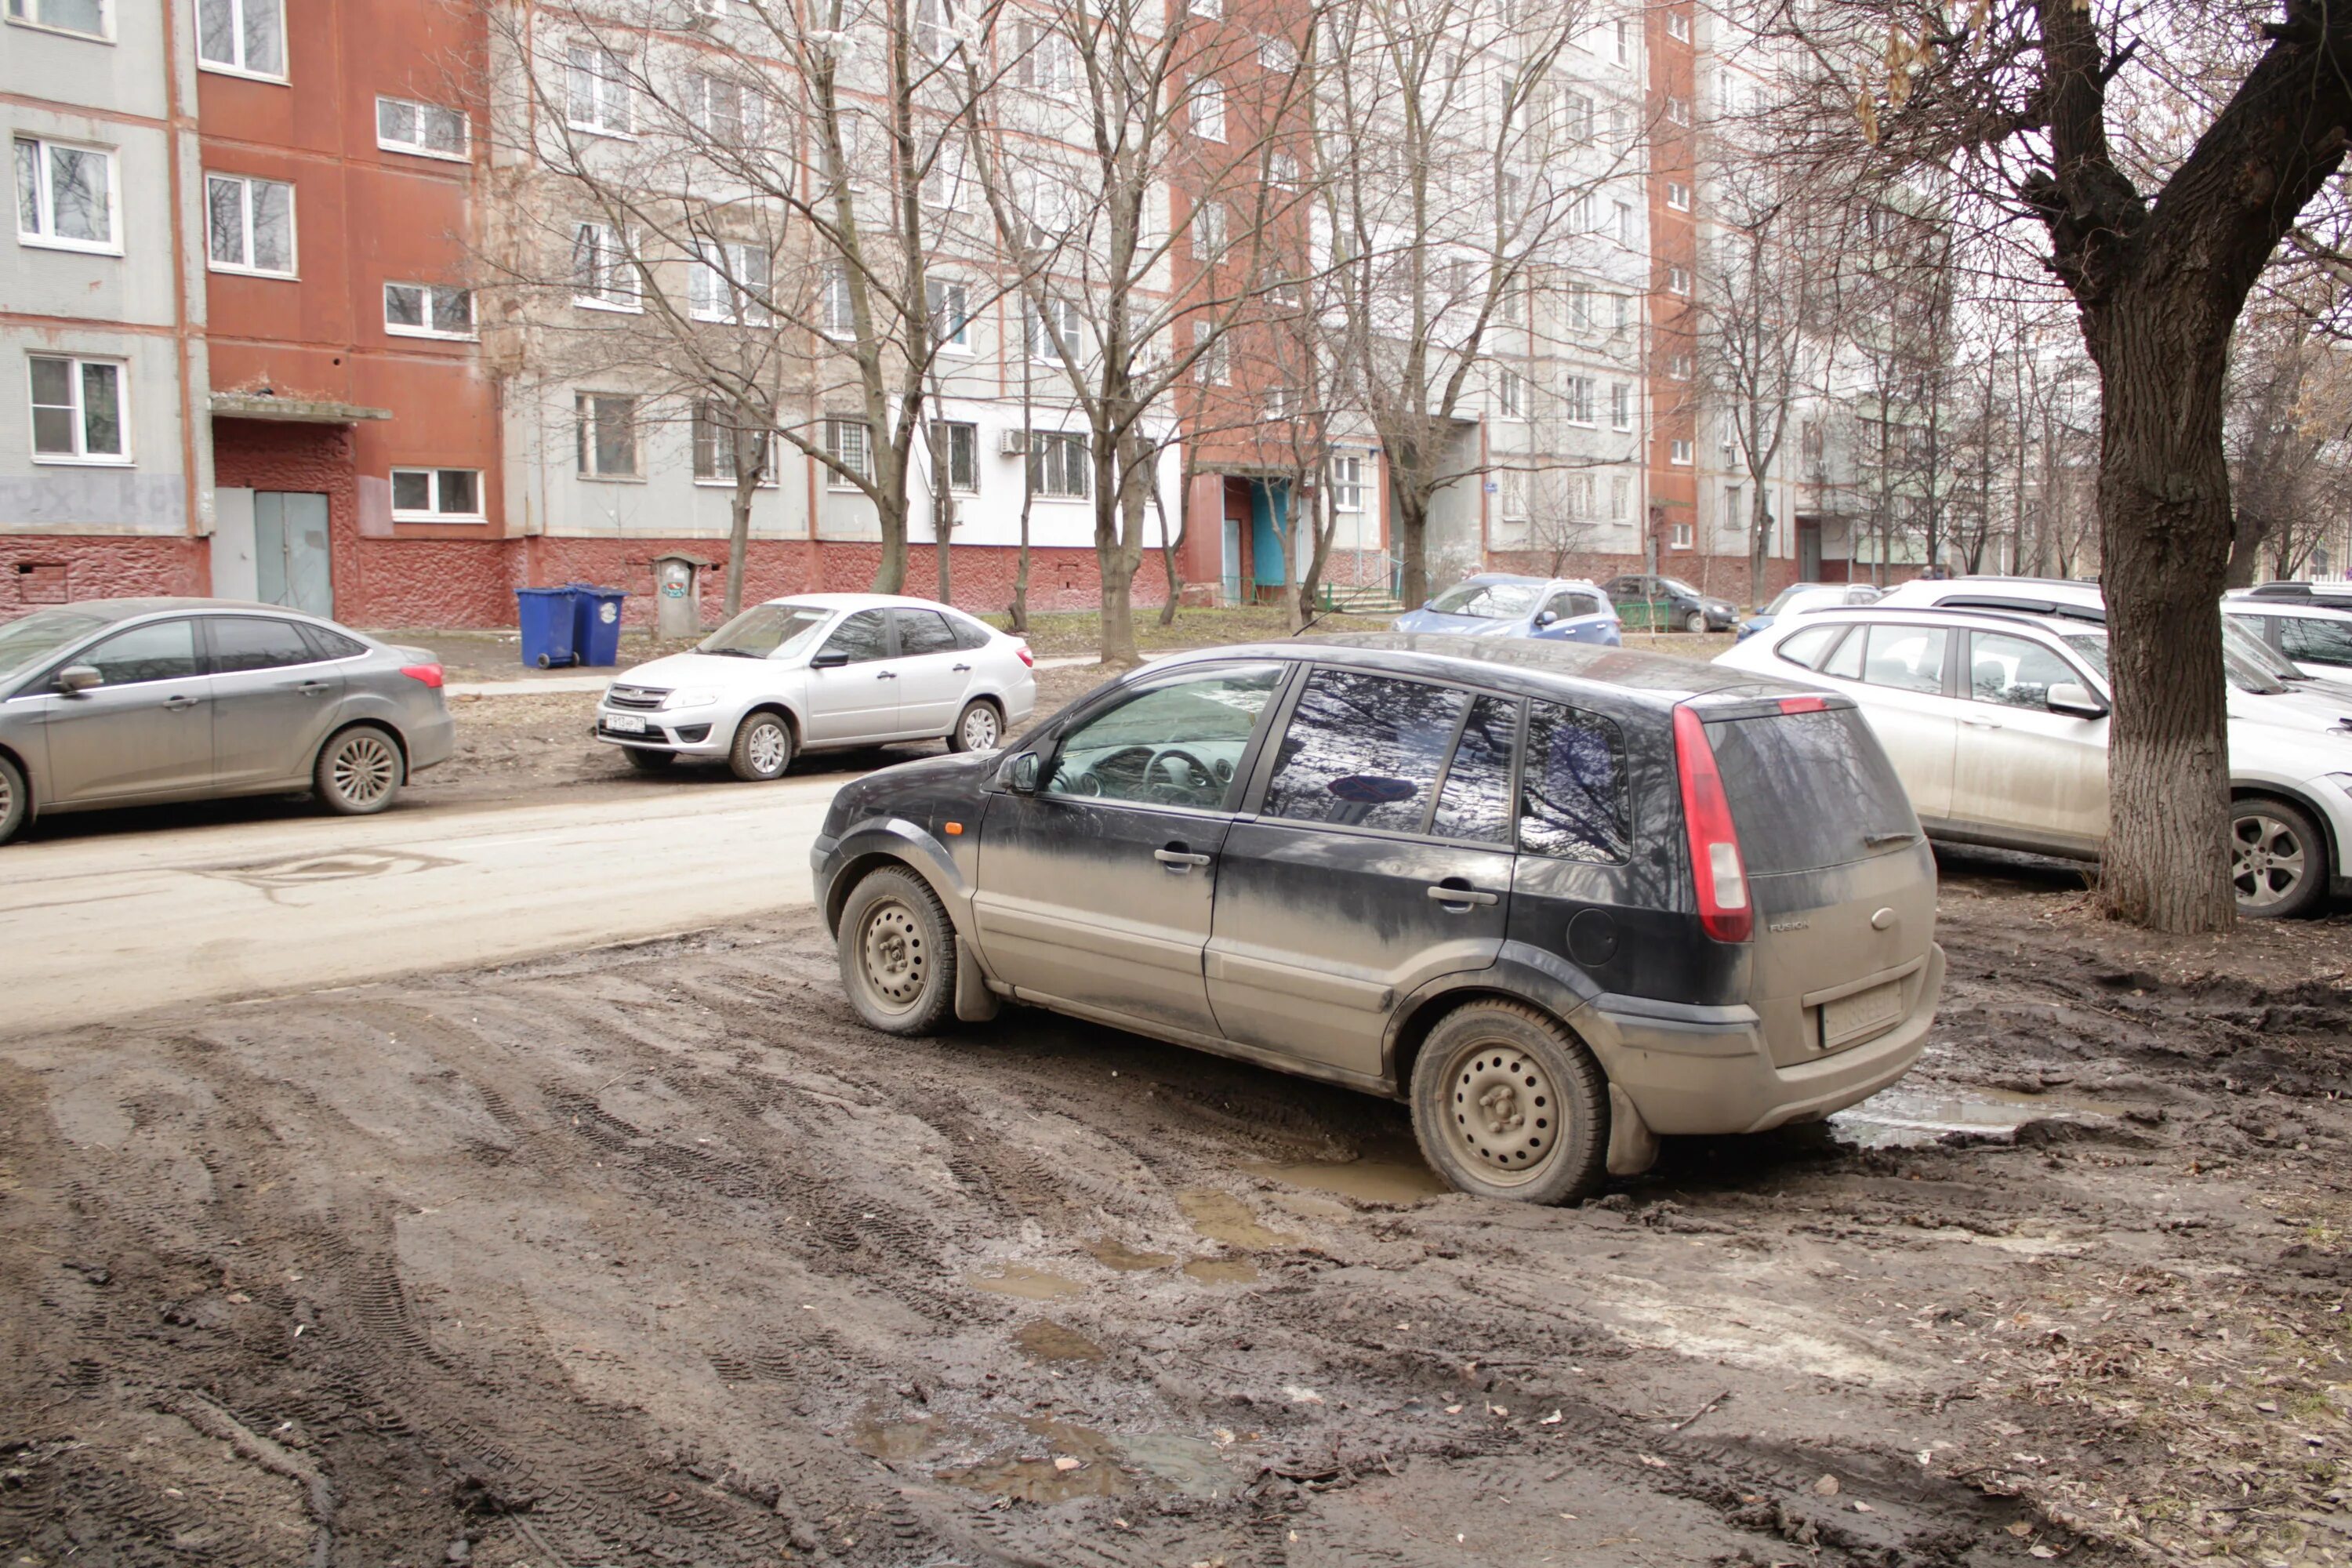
[876,670,898,680]
[296,681,330,695]
[953,662,972,672]
[1426,883,1499,908]
[162,694,203,711]
[1961,717,2002,729]
[1155,846,1212,870]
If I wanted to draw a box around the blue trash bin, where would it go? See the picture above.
[569,584,627,667]
[515,586,578,669]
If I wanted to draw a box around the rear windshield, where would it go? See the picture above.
[1703,707,1919,874]
[1429,581,1541,619]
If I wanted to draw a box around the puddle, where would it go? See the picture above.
[852,1417,941,1461]
[938,1419,1126,1502]
[206,849,456,891]
[1181,1258,1259,1285]
[964,1265,1085,1301]
[1246,1142,1448,1204]
[1177,1190,1298,1250]
[1115,1434,1239,1499]
[1831,1083,2137,1149]
[1014,1319,1104,1361]
[1083,1237,1177,1272]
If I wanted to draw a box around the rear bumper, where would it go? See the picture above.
[407,707,456,773]
[1585,943,1945,1135]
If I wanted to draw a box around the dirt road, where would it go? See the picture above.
[3,862,2346,1566]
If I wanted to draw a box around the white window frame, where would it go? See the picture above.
[1670,519,1694,548]
[197,0,285,80]
[1610,381,1631,431]
[1015,20,1076,93]
[1668,352,1693,379]
[1666,182,1690,212]
[564,44,633,136]
[941,419,978,493]
[204,171,297,277]
[1332,453,1364,511]
[571,220,637,311]
[576,392,641,478]
[920,138,966,209]
[1189,0,1221,15]
[1563,375,1594,426]
[1192,77,1226,143]
[7,0,111,41]
[692,404,774,486]
[1669,437,1693,466]
[1665,95,1690,126]
[13,136,121,256]
[27,353,128,464]
[1497,368,1525,419]
[1028,429,1089,499]
[927,277,971,351]
[1192,319,1228,384]
[819,263,855,339]
[1026,296,1078,363]
[1613,16,1632,66]
[1190,197,1228,260]
[1667,9,1690,40]
[1610,474,1631,521]
[389,466,485,520]
[1668,265,1692,295]
[689,239,770,325]
[824,416,872,488]
[1258,33,1295,71]
[1614,199,1634,246]
[375,96,470,162]
[383,281,474,339]
[685,71,764,143]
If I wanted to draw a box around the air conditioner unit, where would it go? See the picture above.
[998,429,1030,456]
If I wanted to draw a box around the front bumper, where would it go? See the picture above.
[593,708,730,755]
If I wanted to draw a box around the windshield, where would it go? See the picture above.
[1660,578,1702,598]
[1763,585,1819,615]
[0,608,108,674]
[2223,617,2303,680]
[699,603,834,659]
[2065,629,2285,695]
[1428,581,1541,619]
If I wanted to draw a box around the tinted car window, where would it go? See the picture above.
[76,619,201,686]
[1047,662,1283,808]
[1777,623,1846,670]
[299,623,369,660]
[1704,709,1916,874]
[1518,701,1629,862]
[1968,631,2082,710]
[821,610,892,664]
[1547,592,1602,621]
[1263,668,1466,833]
[1860,624,1947,695]
[895,608,960,656]
[1429,693,1519,844]
[949,615,992,651]
[2279,614,2352,666]
[210,616,319,673]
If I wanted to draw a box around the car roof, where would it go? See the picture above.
[1783,604,2096,638]
[11,597,343,624]
[2228,595,2352,619]
[760,592,982,615]
[1155,632,1807,708]
[1451,573,1606,591]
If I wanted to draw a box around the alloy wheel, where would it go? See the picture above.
[332,734,397,808]
[2231,808,2308,909]
[1439,1038,1562,1188]
[858,898,929,1013]
[746,720,789,776]
[961,705,1000,750]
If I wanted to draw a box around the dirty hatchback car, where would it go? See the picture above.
[811,636,1946,1204]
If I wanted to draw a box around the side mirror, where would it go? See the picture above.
[1000,751,1040,793]
[1534,609,1559,627]
[808,649,850,669]
[56,665,101,696]
[2046,681,2108,720]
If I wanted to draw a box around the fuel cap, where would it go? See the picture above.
[1871,907,1896,931]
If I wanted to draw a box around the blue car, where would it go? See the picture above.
[1736,582,1881,641]
[1392,574,1622,645]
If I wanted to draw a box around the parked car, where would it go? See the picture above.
[1600,574,1737,633]
[0,598,452,846]
[1392,574,1622,645]
[2225,594,2352,681]
[595,593,1036,780]
[1716,605,2352,917]
[2241,580,2352,608]
[1737,583,1882,641]
[811,635,1945,1204]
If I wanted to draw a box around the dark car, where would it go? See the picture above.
[1601,574,1737,633]
[811,635,1945,1204]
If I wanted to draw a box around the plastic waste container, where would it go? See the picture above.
[514,585,579,669]
[570,584,627,666]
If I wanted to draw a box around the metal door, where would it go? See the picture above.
[255,492,333,619]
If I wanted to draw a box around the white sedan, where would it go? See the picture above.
[595,594,1036,780]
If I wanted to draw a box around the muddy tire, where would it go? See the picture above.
[0,752,24,845]
[949,698,1003,753]
[837,866,956,1035]
[314,724,402,816]
[2231,795,2328,919]
[728,711,793,782]
[622,746,678,773]
[1410,1001,1609,1204]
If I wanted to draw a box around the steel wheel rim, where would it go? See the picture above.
[2231,810,2307,908]
[746,721,788,775]
[332,735,396,806]
[962,706,999,750]
[858,898,927,1012]
[1440,1038,1562,1188]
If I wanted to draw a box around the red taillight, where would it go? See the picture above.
[1777,695,1827,714]
[400,663,445,688]
[1672,705,1751,943]
[1015,643,1034,668]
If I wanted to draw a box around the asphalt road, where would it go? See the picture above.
[0,779,845,1036]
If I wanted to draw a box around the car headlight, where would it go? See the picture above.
[661,688,719,710]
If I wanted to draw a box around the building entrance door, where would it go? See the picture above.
[1796,516,1824,580]
[255,492,333,619]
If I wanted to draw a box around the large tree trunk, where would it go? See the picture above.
[1393,483,1430,609]
[1747,480,1772,607]
[2085,303,2238,931]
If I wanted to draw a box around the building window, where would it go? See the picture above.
[1333,454,1364,511]
[1189,0,1221,16]
[1028,430,1088,498]
[1190,198,1228,260]
[1268,150,1300,187]
[1025,296,1078,361]
[1667,264,1691,294]
[1610,381,1631,430]
[7,0,108,39]
[1497,368,1525,418]
[1668,9,1690,39]
[1192,77,1226,142]
[1668,351,1693,379]
[575,394,639,477]
[197,0,284,78]
[685,72,762,143]
[942,420,978,492]
[693,404,769,482]
[27,354,125,462]
[390,466,482,519]
[819,263,855,337]
[565,45,633,134]
[1613,16,1632,64]
[1724,482,1744,532]
[571,220,636,308]
[1666,181,1691,211]
[1497,470,1530,539]
[383,281,474,339]
[920,138,966,209]
[1671,520,1693,547]
[204,172,296,276]
[824,416,871,488]
[13,136,117,253]
[1193,319,1228,384]
[1614,291,1632,330]
[1562,88,1595,142]
[914,0,957,60]
[1563,375,1594,426]
[1568,283,1594,331]
[1614,199,1634,246]
[1610,474,1630,521]
[927,277,970,349]
[1014,20,1076,93]
[1665,94,1690,125]
[376,96,469,159]
[1258,33,1296,71]
[690,240,770,325]
[1669,437,1693,465]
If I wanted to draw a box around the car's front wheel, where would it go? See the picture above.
[837,866,957,1034]
[315,724,402,816]
[1682,610,1708,633]
[0,753,25,845]
[1410,1001,1609,1204]
[728,712,794,782]
[949,698,1003,753]
[2232,796,2328,918]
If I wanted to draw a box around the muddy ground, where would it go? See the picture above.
[3,858,2347,1566]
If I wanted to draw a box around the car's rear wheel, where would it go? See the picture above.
[2232,796,2328,918]
[837,866,956,1035]
[1410,1001,1609,1205]
[1682,610,1708,633]
[949,698,1003,753]
[315,724,402,816]
[0,753,25,845]
[622,746,678,773]
[728,712,793,782]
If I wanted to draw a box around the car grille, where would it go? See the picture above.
[604,684,667,710]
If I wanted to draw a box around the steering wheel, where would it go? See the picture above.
[1145,748,1220,804]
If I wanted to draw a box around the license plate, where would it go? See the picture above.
[1821,980,1904,1050]
[604,713,648,734]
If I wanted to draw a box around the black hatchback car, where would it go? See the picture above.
[811,635,1945,1204]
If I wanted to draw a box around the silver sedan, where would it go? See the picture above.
[0,599,455,845]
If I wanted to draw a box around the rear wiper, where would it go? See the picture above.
[1864,829,1918,848]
